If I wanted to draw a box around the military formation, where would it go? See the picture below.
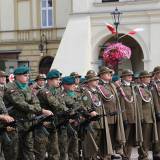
[1,65,160,160]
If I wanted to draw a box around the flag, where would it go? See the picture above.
[128,28,144,35]
[105,23,116,34]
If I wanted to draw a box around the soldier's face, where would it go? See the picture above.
[0,76,6,85]
[140,77,151,84]
[100,73,112,81]
[37,79,46,87]
[155,72,160,79]
[48,78,60,88]
[75,78,80,85]
[87,80,99,88]
[122,75,132,82]
[16,74,29,83]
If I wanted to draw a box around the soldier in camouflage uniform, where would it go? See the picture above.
[0,113,14,160]
[4,66,53,160]
[0,71,8,114]
[0,70,14,160]
[0,70,18,160]
[70,72,81,86]
[34,74,46,92]
[36,69,66,160]
[62,76,86,160]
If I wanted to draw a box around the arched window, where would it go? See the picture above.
[41,0,54,28]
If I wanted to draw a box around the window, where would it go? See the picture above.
[41,0,54,28]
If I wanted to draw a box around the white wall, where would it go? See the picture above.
[56,0,72,28]
[150,23,160,70]
[18,1,31,29]
[52,0,160,73]
[0,0,15,31]
[51,15,92,76]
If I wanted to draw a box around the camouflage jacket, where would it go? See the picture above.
[0,85,7,114]
[37,85,68,113]
[4,81,42,120]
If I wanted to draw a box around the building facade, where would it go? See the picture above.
[51,0,160,76]
[0,0,71,77]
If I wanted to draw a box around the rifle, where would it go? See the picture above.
[0,119,24,145]
[26,114,56,136]
[77,109,124,160]
[25,109,80,136]
[56,109,80,129]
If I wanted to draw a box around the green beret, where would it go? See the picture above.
[47,69,62,79]
[133,72,140,79]
[28,79,35,86]
[14,66,29,75]
[80,77,86,84]
[112,75,120,82]
[62,76,75,85]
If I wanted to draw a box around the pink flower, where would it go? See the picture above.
[103,43,131,68]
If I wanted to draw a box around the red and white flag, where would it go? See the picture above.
[105,23,116,34]
[128,28,144,35]
[118,28,144,40]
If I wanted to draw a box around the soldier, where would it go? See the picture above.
[34,74,46,91]
[116,69,143,159]
[28,79,36,92]
[0,113,14,160]
[36,69,64,160]
[0,71,18,160]
[97,67,126,159]
[81,70,114,160]
[70,72,81,85]
[0,71,8,114]
[137,71,159,160]
[0,70,14,160]
[4,66,53,160]
[151,66,160,159]
[62,76,85,160]
[133,72,140,85]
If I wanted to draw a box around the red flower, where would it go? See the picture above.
[103,43,131,68]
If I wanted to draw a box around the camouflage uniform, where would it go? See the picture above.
[0,86,7,160]
[4,81,42,160]
[63,89,84,160]
[36,85,63,160]
[0,71,18,160]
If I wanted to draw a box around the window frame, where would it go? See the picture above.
[41,0,54,28]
